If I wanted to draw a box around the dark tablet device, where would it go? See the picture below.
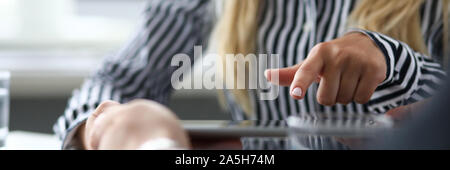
[182,120,288,139]
[182,114,394,139]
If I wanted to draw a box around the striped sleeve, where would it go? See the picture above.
[352,27,446,113]
[53,0,213,149]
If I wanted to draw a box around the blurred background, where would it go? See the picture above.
[0,0,228,134]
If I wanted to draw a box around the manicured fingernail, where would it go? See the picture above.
[291,87,302,97]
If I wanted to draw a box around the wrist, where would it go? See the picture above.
[346,29,393,85]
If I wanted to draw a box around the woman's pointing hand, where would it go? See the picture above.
[265,33,387,106]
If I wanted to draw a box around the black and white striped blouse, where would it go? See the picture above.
[54,0,447,149]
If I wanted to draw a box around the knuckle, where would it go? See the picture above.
[127,100,157,112]
[374,62,386,70]
[98,100,118,108]
[314,42,346,66]
[335,54,349,67]
[340,101,351,105]
[128,99,152,106]
[316,42,342,56]
[367,60,386,70]
[364,63,386,83]
[127,99,175,118]
[337,96,352,105]
[374,72,386,83]
[354,95,370,104]
[298,64,316,75]
[370,63,385,73]
[92,100,120,117]
[317,96,335,106]
[314,42,332,53]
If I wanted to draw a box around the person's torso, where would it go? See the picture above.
[223,0,443,121]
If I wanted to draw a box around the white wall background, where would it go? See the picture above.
[0,0,146,98]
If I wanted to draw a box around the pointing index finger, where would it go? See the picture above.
[290,48,326,99]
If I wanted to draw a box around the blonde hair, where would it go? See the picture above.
[214,0,450,116]
[214,0,260,116]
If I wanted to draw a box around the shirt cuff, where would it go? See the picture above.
[61,118,88,150]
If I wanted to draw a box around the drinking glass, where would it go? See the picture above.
[0,71,10,147]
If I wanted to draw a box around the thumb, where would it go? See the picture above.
[85,100,120,150]
[265,63,302,86]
